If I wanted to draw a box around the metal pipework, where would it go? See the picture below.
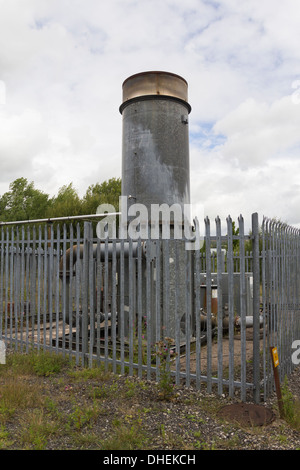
[59,241,148,278]
[235,315,264,328]
[59,240,149,327]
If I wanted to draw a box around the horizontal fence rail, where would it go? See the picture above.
[1,213,299,402]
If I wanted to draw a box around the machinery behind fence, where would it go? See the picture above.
[1,212,300,403]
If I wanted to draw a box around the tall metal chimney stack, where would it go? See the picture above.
[119,71,192,223]
[119,71,193,343]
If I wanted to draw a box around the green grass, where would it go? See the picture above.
[0,348,299,450]
[0,377,44,424]
[0,424,14,449]
[0,349,153,450]
[2,349,70,377]
[100,419,148,450]
[281,376,300,431]
[19,408,61,450]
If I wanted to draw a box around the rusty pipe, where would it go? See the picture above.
[59,241,148,326]
[59,241,147,278]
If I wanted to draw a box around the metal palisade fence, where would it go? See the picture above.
[0,212,300,403]
[261,217,300,400]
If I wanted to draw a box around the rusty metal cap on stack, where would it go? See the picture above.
[119,71,191,114]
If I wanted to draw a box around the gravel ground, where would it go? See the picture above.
[1,342,300,451]
[2,363,300,451]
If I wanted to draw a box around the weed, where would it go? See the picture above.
[281,376,300,430]
[89,380,119,400]
[194,439,216,450]
[32,351,70,377]
[19,408,60,450]
[158,427,189,449]
[3,350,70,377]
[72,431,101,449]
[101,418,147,450]
[66,404,99,431]
[90,385,108,399]
[68,364,109,381]
[0,349,298,450]
[278,433,288,444]
[44,397,61,418]
[0,425,14,449]
[155,337,176,400]
[123,377,148,398]
[186,414,205,424]
[3,352,35,376]
[0,378,43,423]
[160,423,166,438]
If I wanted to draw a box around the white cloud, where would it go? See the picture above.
[0,107,48,176]
[0,0,299,228]
[213,95,300,168]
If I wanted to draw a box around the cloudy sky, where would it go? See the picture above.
[0,0,300,231]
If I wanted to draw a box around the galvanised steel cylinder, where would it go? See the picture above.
[119,71,193,344]
[119,71,191,220]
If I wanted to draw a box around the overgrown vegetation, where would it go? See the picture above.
[281,376,300,431]
[0,349,299,450]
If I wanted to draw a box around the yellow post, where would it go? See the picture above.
[270,346,284,419]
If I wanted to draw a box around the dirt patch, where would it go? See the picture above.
[218,403,275,427]
[179,328,262,375]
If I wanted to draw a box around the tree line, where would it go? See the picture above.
[0,177,256,255]
[0,177,121,223]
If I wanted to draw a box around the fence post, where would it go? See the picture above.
[252,212,261,403]
[82,222,91,366]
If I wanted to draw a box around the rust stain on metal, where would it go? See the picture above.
[122,71,189,103]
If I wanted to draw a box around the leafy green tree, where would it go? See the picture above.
[232,221,240,252]
[0,177,50,222]
[46,183,83,218]
[81,177,121,215]
[0,177,122,235]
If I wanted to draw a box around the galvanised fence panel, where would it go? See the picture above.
[1,214,299,402]
[261,217,300,400]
